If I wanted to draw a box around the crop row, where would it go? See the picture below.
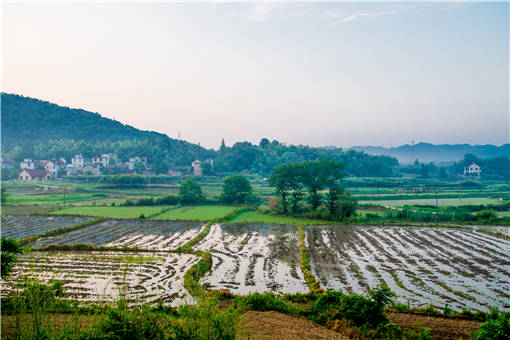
[305,225,510,311]
[30,219,204,250]
[2,251,198,306]
[1,215,94,239]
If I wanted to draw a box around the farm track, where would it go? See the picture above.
[306,225,510,311]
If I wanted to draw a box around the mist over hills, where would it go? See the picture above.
[347,143,509,164]
[1,93,507,169]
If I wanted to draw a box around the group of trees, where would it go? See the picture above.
[269,159,357,221]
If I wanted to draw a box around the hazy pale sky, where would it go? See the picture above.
[2,2,509,149]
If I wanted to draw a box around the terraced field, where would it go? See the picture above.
[1,215,94,239]
[50,206,173,219]
[3,251,197,306]
[30,219,204,250]
[194,223,308,294]
[306,225,510,311]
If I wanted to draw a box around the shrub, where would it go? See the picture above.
[234,292,292,314]
[470,309,510,340]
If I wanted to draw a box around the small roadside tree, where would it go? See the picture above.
[178,178,204,204]
[221,174,253,204]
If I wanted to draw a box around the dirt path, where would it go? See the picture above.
[387,311,482,340]
[238,311,348,340]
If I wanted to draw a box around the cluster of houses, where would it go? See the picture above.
[2,154,215,182]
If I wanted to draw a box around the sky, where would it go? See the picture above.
[2,1,509,150]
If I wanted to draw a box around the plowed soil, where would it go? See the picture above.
[238,311,348,339]
[387,311,482,340]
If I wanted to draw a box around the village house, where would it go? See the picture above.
[191,159,213,176]
[127,156,147,171]
[92,153,118,167]
[191,160,202,176]
[20,158,35,170]
[464,162,482,177]
[83,164,102,176]
[67,154,91,174]
[18,169,52,182]
[43,160,65,178]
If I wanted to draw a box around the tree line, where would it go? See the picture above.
[269,159,357,221]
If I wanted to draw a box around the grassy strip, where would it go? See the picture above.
[31,243,161,252]
[19,217,105,246]
[477,229,510,240]
[178,208,248,296]
[298,225,322,292]
[145,206,175,219]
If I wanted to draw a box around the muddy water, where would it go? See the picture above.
[1,215,94,239]
[30,219,204,250]
[307,225,510,312]
[194,223,308,295]
[2,251,198,306]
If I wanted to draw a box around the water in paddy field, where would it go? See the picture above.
[30,219,204,250]
[194,223,308,295]
[306,225,510,312]
[3,251,198,306]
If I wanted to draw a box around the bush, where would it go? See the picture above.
[470,309,510,340]
[234,292,292,314]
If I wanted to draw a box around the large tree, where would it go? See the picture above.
[221,174,253,204]
[178,178,204,204]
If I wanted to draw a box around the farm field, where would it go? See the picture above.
[360,197,504,207]
[1,205,56,215]
[3,251,197,306]
[50,206,174,219]
[1,215,94,239]
[230,211,330,225]
[30,219,204,250]
[305,225,510,311]
[5,192,107,206]
[153,205,237,221]
[194,223,308,294]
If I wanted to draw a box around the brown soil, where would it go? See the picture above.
[387,311,482,340]
[238,311,348,340]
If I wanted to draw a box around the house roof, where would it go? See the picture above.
[21,169,50,177]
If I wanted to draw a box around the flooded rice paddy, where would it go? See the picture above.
[1,215,94,239]
[3,251,198,306]
[194,223,308,294]
[2,215,509,311]
[30,219,204,250]
[306,225,510,311]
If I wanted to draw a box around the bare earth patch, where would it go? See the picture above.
[238,311,348,340]
[387,311,481,340]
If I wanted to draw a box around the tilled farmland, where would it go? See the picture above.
[3,214,509,311]
[306,225,510,311]
[3,251,198,305]
[30,219,204,250]
[1,215,94,239]
[194,223,308,294]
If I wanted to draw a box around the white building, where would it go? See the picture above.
[67,154,91,174]
[93,153,118,167]
[44,160,65,178]
[20,158,35,170]
[128,156,147,171]
[464,162,482,177]
[192,160,202,176]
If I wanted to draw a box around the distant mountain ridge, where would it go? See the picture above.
[347,143,509,164]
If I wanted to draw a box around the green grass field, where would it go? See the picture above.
[153,205,237,221]
[497,211,510,218]
[6,193,105,205]
[229,211,330,225]
[50,206,173,218]
[360,197,504,207]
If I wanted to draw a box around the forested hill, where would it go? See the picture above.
[1,93,214,165]
[1,93,168,146]
[348,143,510,164]
[1,93,400,175]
